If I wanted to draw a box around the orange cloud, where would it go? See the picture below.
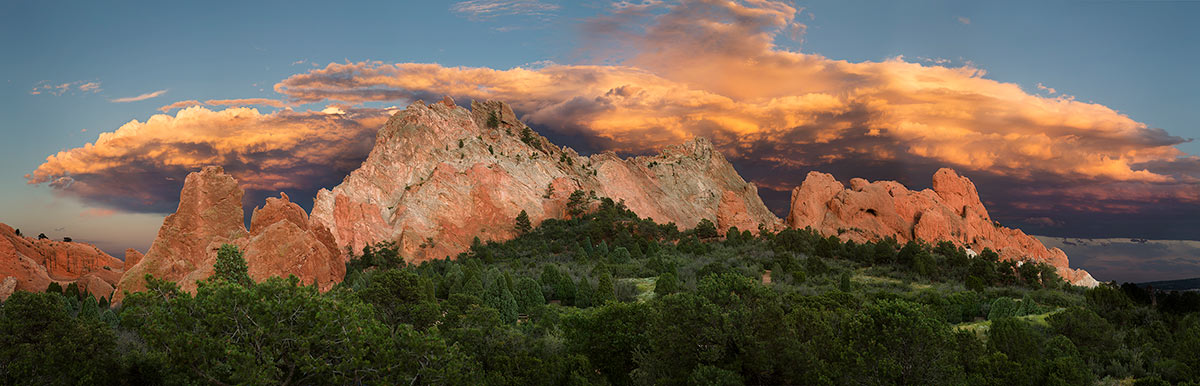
[27,106,391,212]
[204,98,289,109]
[276,2,1192,186]
[158,100,203,112]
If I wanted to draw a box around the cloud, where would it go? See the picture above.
[1036,82,1057,94]
[27,106,392,213]
[30,80,102,96]
[956,16,971,25]
[111,89,168,103]
[273,0,1200,235]
[158,98,288,113]
[31,0,1200,240]
[158,100,203,112]
[450,0,560,20]
[204,98,289,109]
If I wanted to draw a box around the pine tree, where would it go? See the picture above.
[515,277,545,314]
[213,244,252,286]
[595,271,616,305]
[515,210,532,235]
[575,277,594,308]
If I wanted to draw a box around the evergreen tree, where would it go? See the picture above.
[655,272,679,296]
[595,271,616,305]
[514,277,545,313]
[514,210,532,235]
[576,277,594,308]
[611,246,631,264]
[212,244,252,286]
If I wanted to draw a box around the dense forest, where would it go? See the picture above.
[2,193,1199,385]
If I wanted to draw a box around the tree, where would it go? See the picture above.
[0,291,119,384]
[13,228,20,236]
[567,190,589,217]
[62,237,72,243]
[693,218,719,239]
[487,110,500,128]
[211,244,251,286]
[514,277,545,313]
[595,271,616,305]
[655,272,679,296]
[514,210,532,235]
[45,281,63,294]
[357,269,441,329]
[563,301,651,385]
[576,277,595,308]
[37,233,48,240]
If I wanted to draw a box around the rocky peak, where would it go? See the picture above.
[114,168,344,302]
[310,99,781,262]
[786,169,1097,287]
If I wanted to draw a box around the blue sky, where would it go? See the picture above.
[1,0,1198,255]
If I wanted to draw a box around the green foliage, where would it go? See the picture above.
[4,191,1199,384]
[487,110,500,128]
[212,243,252,286]
[655,272,679,296]
[515,210,532,235]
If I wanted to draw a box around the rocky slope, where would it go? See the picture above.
[310,98,780,262]
[787,169,1098,287]
[113,166,344,302]
[0,223,124,301]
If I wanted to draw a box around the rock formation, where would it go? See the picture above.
[787,168,1098,287]
[310,99,781,262]
[113,167,344,302]
[0,222,124,301]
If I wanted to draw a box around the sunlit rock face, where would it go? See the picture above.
[787,168,1098,287]
[113,167,344,302]
[0,222,124,301]
[310,98,781,263]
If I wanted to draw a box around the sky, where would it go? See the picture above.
[1,0,1198,278]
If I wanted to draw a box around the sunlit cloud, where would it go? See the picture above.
[27,106,392,213]
[956,16,971,25]
[158,100,203,112]
[272,0,1200,227]
[29,0,1200,240]
[111,89,168,103]
[204,98,289,109]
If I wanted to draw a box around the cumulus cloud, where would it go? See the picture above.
[204,98,289,109]
[27,106,392,213]
[272,0,1200,236]
[111,89,168,103]
[30,0,1200,240]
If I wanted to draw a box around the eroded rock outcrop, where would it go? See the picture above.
[786,168,1098,287]
[311,99,780,262]
[114,167,344,302]
[0,222,124,301]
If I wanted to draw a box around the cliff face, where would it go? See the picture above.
[113,167,344,302]
[0,223,124,301]
[310,98,780,262]
[786,169,1098,287]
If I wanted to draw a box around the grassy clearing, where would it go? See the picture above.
[954,307,1065,341]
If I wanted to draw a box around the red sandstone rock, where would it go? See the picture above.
[114,167,345,302]
[0,222,125,300]
[310,99,781,262]
[786,168,1098,287]
[124,249,143,271]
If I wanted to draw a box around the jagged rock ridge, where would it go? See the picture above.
[787,168,1098,287]
[0,222,124,301]
[113,166,344,302]
[310,98,781,262]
